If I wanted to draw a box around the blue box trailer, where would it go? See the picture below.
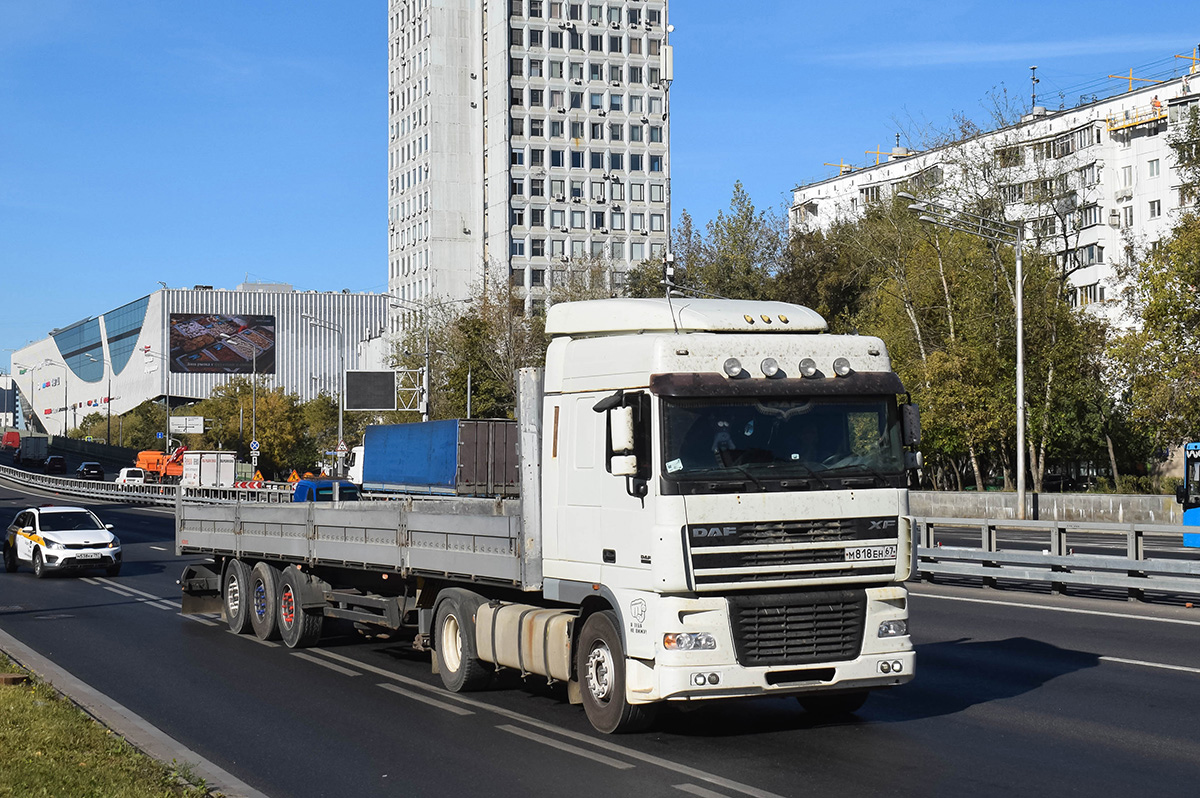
[361,419,519,497]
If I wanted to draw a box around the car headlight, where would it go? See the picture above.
[44,539,64,550]
[108,538,120,548]
[663,632,718,651]
[878,620,908,638]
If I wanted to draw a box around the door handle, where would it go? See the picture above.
[602,549,616,564]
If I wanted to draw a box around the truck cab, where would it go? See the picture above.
[1176,442,1200,547]
[539,298,918,708]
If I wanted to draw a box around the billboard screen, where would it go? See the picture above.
[345,371,397,411]
[169,314,276,374]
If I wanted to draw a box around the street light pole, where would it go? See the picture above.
[302,314,345,476]
[898,191,1027,519]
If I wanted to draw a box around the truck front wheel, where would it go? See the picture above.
[248,562,281,641]
[433,590,493,692]
[576,611,657,734]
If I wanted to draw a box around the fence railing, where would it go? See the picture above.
[0,465,291,506]
[915,516,1200,600]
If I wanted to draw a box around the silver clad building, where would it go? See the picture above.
[9,284,388,436]
[387,0,673,321]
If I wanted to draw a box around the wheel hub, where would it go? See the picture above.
[253,581,268,620]
[440,613,463,673]
[585,641,615,702]
[226,574,241,616]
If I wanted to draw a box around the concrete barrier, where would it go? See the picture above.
[910,491,1180,525]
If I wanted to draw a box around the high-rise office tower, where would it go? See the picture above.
[387,0,672,325]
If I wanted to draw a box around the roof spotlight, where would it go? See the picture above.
[761,357,781,377]
[799,358,818,378]
[833,357,853,377]
[723,358,744,378]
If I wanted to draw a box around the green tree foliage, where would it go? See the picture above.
[1112,213,1200,448]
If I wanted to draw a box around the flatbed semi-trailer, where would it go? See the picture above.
[179,298,920,733]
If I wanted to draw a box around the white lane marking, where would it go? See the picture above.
[910,590,1200,627]
[291,651,362,677]
[377,683,474,716]
[676,785,734,798]
[1099,656,1200,675]
[150,546,167,551]
[90,577,177,610]
[499,724,634,769]
[313,649,785,798]
[80,577,100,585]
[103,586,136,598]
[94,577,169,602]
[183,615,219,626]
[226,630,279,648]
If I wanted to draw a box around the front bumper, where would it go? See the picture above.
[43,549,121,571]
[640,648,915,703]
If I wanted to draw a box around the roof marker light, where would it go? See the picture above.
[743,315,755,325]
[723,358,744,378]
[778,315,790,324]
[760,315,772,324]
[761,358,781,377]
[799,358,818,378]
[833,357,853,377]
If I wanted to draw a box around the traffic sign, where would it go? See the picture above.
[250,439,260,451]
[336,440,348,454]
[156,432,164,439]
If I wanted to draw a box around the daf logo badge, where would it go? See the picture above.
[692,526,738,538]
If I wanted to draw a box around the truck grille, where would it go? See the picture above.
[727,590,866,667]
[686,516,900,590]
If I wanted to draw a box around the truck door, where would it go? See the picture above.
[552,392,654,587]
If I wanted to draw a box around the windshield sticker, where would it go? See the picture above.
[666,458,683,473]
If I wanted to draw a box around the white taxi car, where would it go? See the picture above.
[2,506,122,578]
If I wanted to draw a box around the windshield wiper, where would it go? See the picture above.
[744,460,832,489]
[821,462,895,485]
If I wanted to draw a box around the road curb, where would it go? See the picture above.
[0,625,270,798]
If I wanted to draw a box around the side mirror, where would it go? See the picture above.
[901,404,922,447]
[105,524,114,530]
[22,526,34,533]
[609,406,638,476]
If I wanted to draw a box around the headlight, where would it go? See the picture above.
[878,620,908,638]
[663,632,718,651]
[108,538,120,548]
[44,539,64,550]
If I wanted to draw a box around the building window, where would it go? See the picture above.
[511,149,525,166]
[531,207,545,226]
[1149,159,1160,178]
[511,118,525,136]
[531,178,545,196]
[590,122,604,140]
[532,238,546,256]
[611,212,625,230]
[631,212,645,231]
[630,124,643,142]
[1123,206,1133,227]
[589,92,603,110]
[551,149,565,167]
[630,154,643,171]
[512,208,525,226]
[592,210,606,229]
[610,94,623,111]
[511,180,524,196]
[530,89,544,107]
[570,179,583,198]
[530,29,543,47]
[649,155,663,172]
[1149,199,1162,218]
[630,183,645,202]
[589,63,603,81]
[609,123,623,141]
[512,240,526,256]
[511,30,525,48]
[609,152,624,170]
[530,118,545,137]
[590,151,603,169]
[650,213,664,232]
[530,148,545,166]
[571,151,584,168]
[650,184,664,202]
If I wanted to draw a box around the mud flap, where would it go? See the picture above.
[179,562,223,616]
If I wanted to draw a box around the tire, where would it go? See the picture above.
[223,559,253,634]
[798,690,870,718]
[576,610,657,734]
[33,549,47,579]
[2,542,17,573]
[105,562,122,578]
[433,589,493,692]
[248,561,281,640]
[277,567,323,649]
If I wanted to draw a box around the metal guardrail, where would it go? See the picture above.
[0,465,292,506]
[915,516,1200,600]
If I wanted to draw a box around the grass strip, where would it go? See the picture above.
[0,654,209,798]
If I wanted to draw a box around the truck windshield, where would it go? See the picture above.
[661,395,905,492]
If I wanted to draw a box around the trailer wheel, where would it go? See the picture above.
[576,610,657,734]
[798,690,869,718]
[248,562,281,640]
[434,590,493,692]
[223,559,253,634]
[278,567,323,649]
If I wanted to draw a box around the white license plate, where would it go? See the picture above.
[75,553,101,560]
[845,545,897,562]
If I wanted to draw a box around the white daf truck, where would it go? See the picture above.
[177,298,920,733]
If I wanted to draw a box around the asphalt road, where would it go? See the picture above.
[2,479,1200,798]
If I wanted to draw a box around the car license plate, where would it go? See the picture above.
[845,545,897,562]
[75,553,101,560]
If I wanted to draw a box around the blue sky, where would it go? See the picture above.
[1,0,1194,354]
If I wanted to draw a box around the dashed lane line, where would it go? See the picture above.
[377,683,474,716]
[675,784,735,798]
[312,649,786,798]
[226,630,279,648]
[498,724,634,769]
[1099,656,1200,675]
[290,651,361,677]
[910,590,1200,627]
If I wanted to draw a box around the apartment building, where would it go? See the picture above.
[386,0,672,323]
[790,73,1198,318]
